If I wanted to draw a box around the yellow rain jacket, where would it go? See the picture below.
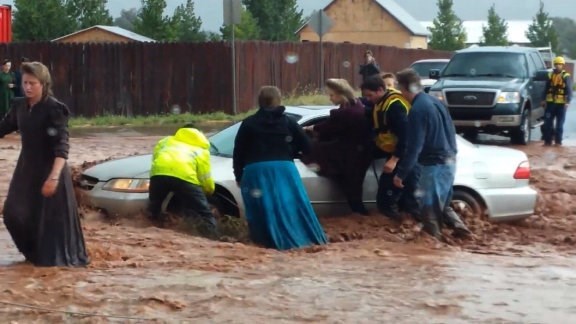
[150,128,215,195]
[373,89,412,153]
[546,70,571,104]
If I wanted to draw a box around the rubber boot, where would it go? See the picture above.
[444,207,472,237]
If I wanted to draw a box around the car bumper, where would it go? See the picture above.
[82,183,148,217]
[478,186,537,221]
[454,115,522,128]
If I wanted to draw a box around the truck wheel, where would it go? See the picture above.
[510,109,531,145]
[463,130,479,142]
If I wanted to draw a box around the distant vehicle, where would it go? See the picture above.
[409,59,450,93]
[428,46,548,145]
[79,106,537,223]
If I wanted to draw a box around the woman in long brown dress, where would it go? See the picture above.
[0,62,89,267]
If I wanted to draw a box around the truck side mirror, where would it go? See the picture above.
[429,69,441,80]
[534,69,549,82]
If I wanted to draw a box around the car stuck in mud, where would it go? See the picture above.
[79,106,538,221]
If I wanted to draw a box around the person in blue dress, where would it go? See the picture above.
[233,86,328,250]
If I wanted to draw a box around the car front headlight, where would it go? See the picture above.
[429,90,445,103]
[496,91,521,104]
[102,178,150,193]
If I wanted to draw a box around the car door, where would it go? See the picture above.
[528,52,546,121]
[296,116,382,213]
[296,116,349,214]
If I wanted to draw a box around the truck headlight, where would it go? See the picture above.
[428,90,445,103]
[102,178,150,193]
[496,92,521,104]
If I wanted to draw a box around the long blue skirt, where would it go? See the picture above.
[241,161,328,250]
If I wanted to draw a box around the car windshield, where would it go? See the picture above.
[208,112,303,157]
[442,52,527,78]
[410,62,448,78]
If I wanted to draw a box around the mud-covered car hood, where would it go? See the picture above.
[82,154,234,182]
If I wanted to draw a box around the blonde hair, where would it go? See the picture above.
[21,61,53,99]
[325,78,355,102]
[258,85,282,107]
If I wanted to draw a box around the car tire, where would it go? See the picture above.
[510,109,531,145]
[451,190,485,219]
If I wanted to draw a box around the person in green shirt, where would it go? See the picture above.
[0,59,15,116]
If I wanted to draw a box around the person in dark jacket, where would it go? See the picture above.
[12,57,30,98]
[358,50,381,82]
[393,69,459,239]
[303,78,373,215]
[233,86,327,251]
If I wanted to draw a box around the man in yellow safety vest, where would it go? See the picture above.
[542,56,572,146]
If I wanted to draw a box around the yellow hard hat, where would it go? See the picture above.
[553,56,565,65]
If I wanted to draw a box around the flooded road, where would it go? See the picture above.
[2,219,576,323]
[2,119,576,322]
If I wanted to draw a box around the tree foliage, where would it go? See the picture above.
[132,0,172,41]
[13,0,75,41]
[169,0,204,42]
[243,0,303,41]
[220,6,261,41]
[428,0,467,51]
[526,1,559,53]
[481,4,508,46]
[66,0,113,30]
[551,17,576,58]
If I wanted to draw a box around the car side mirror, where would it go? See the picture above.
[429,69,441,80]
[534,69,549,82]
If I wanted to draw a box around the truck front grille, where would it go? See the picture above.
[445,91,496,107]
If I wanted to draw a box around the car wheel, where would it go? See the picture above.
[208,195,225,220]
[451,190,485,219]
[510,109,531,145]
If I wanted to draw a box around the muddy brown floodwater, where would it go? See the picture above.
[1,133,576,323]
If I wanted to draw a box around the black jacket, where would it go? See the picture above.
[233,106,311,181]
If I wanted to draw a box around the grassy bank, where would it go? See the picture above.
[69,93,332,128]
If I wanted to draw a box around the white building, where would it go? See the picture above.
[420,20,532,45]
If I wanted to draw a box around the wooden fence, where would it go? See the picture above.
[2,42,569,116]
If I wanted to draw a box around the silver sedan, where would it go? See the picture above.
[79,106,537,221]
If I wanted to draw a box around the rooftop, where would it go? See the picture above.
[52,25,156,43]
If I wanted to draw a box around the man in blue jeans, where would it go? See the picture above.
[393,69,459,239]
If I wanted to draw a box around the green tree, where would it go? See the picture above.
[428,0,467,51]
[219,7,261,41]
[526,1,559,53]
[133,0,172,41]
[481,4,508,46]
[169,0,204,41]
[66,0,113,30]
[13,0,76,41]
[551,17,576,58]
[243,0,303,41]
[113,8,138,31]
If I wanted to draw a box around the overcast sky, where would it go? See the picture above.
[4,0,576,31]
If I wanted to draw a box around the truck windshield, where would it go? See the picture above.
[442,52,527,78]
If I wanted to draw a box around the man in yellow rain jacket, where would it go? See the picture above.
[542,56,572,146]
[148,125,217,238]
